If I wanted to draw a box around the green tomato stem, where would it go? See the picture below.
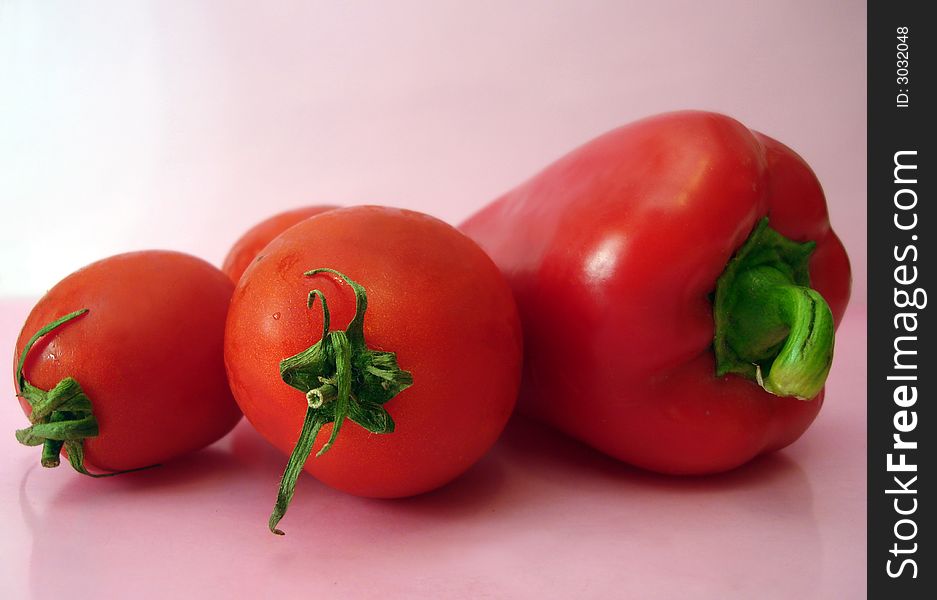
[14,309,158,477]
[269,409,329,535]
[270,269,413,535]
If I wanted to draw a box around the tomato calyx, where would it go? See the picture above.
[15,309,103,474]
[713,218,835,400]
[269,268,413,535]
[14,309,139,477]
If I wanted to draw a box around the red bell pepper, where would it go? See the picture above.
[461,111,851,474]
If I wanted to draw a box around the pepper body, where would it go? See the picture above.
[461,111,851,474]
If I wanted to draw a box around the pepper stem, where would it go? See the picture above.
[713,218,835,400]
[270,269,413,534]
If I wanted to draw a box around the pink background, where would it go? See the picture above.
[1,0,865,298]
[1,1,867,598]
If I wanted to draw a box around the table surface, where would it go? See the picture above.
[0,298,867,599]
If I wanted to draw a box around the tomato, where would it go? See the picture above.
[222,205,338,281]
[224,206,521,533]
[14,251,242,474]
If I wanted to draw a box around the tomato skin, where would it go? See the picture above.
[461,111,852,474]
[222,206,338,282]
[14,251,242,472]
[224,206,522,498]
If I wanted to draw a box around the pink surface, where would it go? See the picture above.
[1,299,867,599]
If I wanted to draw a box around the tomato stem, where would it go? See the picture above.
[14,309,158,477]
[713,218,835,400]
[270,269,413,535]
[269,409,329,535]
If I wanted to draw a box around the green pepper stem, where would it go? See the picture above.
[713,218,835,400]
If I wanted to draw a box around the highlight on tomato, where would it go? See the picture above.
[13,251,243,476]
[224,206,522,534]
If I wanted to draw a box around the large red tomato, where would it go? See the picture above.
[222,205,338,281]
[224,206,522,533]
[14,251,242,475]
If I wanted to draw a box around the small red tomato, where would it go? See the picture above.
[224,206,522,533]
[14,251,242,475]
[222,206,338,281]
